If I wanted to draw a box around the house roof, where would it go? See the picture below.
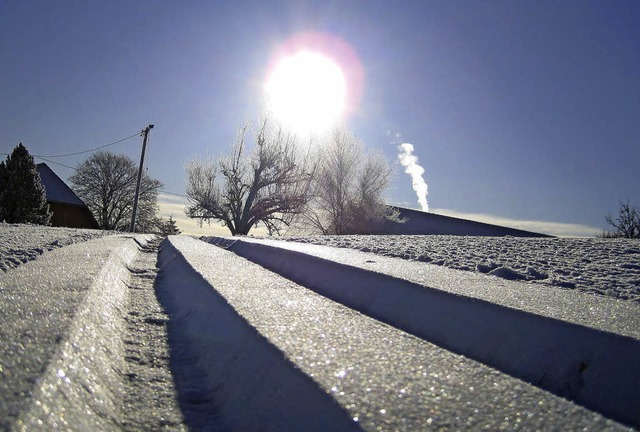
[36,163,86,206]
[36,163,100,228]
[372,206,553,237]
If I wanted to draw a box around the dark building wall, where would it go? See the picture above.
[48,202,99,229]
[370,207,552,237]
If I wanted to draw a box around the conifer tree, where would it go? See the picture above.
[155,215,181,236]
[0,143,51,225]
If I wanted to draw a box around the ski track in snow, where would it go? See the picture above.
[279,235,640,303]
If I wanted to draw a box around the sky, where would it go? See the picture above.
[1,0,638,236]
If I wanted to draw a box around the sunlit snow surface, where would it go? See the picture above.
[2,224,639,302]
[277,235,640,302]
[0,223,114,272]
[162,237,632,431]
[1,224,638,430]
[0,227,147,430]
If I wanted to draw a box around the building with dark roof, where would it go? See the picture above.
[36,163,100,229]
[370,206,552,237]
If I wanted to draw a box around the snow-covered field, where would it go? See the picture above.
[0,223,116,272]
[280,235,640,302]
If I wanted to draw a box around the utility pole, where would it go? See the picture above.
[130,124,154,232]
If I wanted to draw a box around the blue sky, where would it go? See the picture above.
[1,1,638,236]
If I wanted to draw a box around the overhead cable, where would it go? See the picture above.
[33,132,140,158]
[34,156,76,170]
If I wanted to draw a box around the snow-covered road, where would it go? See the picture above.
[1,224,639,430]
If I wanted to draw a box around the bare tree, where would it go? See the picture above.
[605,199,640,239]
[298,128,397,234]
[185,118,313,235]
[70,151,163,231]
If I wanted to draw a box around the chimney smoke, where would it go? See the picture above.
[397,143,429,211]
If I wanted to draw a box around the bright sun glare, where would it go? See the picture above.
[266,51,347,136]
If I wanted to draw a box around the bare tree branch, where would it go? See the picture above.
[70,151,162,231]
[295,128,395,235]
[605,199,640,239]
[185,117,313,235]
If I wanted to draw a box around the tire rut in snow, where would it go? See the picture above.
[122,238,186,431]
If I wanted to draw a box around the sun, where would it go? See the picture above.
[265,51,347,136]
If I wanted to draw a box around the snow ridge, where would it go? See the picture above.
[283,235,640,302]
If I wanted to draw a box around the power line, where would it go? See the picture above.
[35,163,188,199]
[2,152,79,170]
[34,156,77,170]
[159,189,187,198]
[7,133,187,199]
[32,132,140,158]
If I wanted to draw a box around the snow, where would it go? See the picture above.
[0,222,114,272]
[4,224,638,305]
[167,236,631,430]
[2,224,639,429]
[156,237,362,431]
[0,230,149,429]
[279,235,640,302]
[205,235,640,426]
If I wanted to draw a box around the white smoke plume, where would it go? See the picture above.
[397,143,429,211]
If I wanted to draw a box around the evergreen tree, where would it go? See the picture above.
[0,144,51,225]
[155,215,181,236]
